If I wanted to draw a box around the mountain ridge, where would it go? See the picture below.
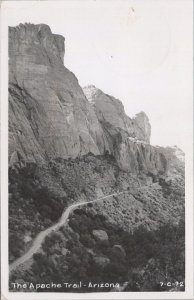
[9,23,179,176]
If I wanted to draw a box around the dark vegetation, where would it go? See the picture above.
[67,209,185,292]
[9,152,185,292]
[10,207,185,293]
[8,153,118,262]
[9,163,67,262]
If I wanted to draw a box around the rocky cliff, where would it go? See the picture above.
[9,23,169,175]
[9,23,110,164]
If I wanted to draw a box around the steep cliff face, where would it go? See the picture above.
[83,85,166,173]
[9,23,167,175]
[9,23,110,164]
[83,85,151,143]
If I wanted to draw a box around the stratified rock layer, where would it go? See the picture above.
[9,23,170,175]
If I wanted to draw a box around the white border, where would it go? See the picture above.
[1,1,193,299]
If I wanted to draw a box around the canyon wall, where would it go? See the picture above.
[9,23,172,175]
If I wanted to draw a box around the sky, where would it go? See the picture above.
[2,0,193,151]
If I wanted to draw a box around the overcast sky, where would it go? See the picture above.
[2,0,193,151]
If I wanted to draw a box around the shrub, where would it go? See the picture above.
[80,233,95,248]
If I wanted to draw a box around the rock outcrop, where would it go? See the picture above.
[83,85,151,143]
[83,85,167,173]
[8,23,175,175]
[92,230,109,242]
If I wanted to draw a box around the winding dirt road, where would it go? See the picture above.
[9,191,125,273]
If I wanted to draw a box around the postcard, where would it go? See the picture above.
[1,1,193,299]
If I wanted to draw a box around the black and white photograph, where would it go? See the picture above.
[1,1,193,299]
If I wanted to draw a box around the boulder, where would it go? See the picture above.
[92,229,108,242]
[113,244,126,257]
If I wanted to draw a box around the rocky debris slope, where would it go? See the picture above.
[9,151,184,263]
[9,23,171,175]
